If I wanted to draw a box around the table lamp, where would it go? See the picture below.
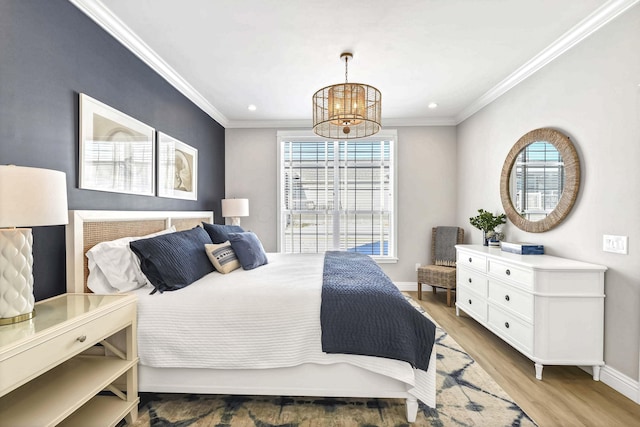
[221,198,249,226]
[0,165,68,325]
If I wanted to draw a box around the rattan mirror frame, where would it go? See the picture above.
[500,128,580,233]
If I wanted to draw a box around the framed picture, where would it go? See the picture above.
[157,132,198,200]
[79,93,155,196]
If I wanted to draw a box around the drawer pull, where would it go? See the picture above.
[504,322,510,329]
[468,257,472,263]
[505,269,511,276]
[468,278,472,283]
[505,295,510,302]
[468,299,472,305]
[77,335,87,343]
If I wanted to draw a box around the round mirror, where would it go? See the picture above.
[500,128,580,233]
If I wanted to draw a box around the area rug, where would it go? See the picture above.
[127,296,537,427]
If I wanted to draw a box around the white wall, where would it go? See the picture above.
[225,126,458,282]
[224,128,279,247]
[457,5,640,381]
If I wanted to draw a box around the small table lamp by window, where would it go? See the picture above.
[221,198,249,226]
[0,165,68,325]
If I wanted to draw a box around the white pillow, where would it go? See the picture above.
[86,226,176,293]
[86,257,119,294]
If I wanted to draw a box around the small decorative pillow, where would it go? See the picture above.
[202,222,244,244]
[130,226,214,293]
[205,241,241,274]
[228,232,268,270]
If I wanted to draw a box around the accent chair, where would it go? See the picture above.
[417,226,465,307]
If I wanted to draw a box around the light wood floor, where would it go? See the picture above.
[411,290,640,427]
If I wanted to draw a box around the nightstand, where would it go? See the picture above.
[0,293,139,426]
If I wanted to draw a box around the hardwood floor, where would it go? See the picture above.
[410,290,640,427]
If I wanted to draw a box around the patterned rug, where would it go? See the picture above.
[127,296,537,427]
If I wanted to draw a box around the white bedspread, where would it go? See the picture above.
[131,253,434,404]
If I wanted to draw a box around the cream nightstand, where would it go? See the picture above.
[0,293,139,426]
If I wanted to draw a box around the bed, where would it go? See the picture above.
[65,210,436,422]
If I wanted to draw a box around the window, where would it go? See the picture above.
[277,130,397,261]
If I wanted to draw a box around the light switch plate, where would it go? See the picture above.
[603,235,628,254]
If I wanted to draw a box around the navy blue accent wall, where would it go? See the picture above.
[0,1,225,300]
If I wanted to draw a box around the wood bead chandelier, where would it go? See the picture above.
[312,52,381,139]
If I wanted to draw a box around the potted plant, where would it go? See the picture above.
[485,229,505,247]
[469,209,506,246]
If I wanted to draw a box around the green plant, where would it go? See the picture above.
[469,209,506,232]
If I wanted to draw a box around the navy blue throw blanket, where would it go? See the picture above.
[321,251,436,371]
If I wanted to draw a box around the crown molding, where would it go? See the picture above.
[225,117,457,129]
[455,0,640,124]
[226,119,312,129]
[69,0,229,127]
[382,117,458,127]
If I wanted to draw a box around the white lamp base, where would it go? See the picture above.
[0,228,35,325]
[229,217,241,226]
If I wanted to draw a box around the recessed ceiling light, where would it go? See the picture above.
[428,102,438,109]
[248,104,257,111]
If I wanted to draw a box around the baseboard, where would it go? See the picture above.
[394,281,419,291]
[599,364,640,404]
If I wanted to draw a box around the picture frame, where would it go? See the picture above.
[79,93,155,196]
[157,132,198,200]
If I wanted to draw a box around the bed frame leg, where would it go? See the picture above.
[405,396,418,422]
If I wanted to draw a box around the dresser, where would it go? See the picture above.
[455,245,606,380]
[0,293,138,426]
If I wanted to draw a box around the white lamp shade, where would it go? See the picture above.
[0,166,68,323]
[221,198,249,218]
[0,165,68,227]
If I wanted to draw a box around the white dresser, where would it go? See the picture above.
[455,245,607,380]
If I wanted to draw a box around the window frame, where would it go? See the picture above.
[276,129,398,263]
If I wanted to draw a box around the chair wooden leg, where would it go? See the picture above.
[418,283,422,300]
[432,286,437,295]
[446,289,452,307]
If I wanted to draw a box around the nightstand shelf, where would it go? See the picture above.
[60,394,139,427]
[0,294,138,426]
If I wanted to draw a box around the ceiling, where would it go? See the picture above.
[71,0,632,128]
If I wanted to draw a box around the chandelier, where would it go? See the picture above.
[312,52,381,139]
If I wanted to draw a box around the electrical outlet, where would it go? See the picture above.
[415,263,421,271]
[603,235,628,254]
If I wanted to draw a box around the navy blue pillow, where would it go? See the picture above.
[202,222,244,244]
[130,226,214,293]
[228,232,268,270]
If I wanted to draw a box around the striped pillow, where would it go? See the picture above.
[205,241,241,274]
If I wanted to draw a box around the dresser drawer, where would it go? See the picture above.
[457,250,487,273]
[488,280,533,321]
[487,306,533,354]
[457,288,487,322]
[0,303,135,396]
[457,267,488,297]
[488,259,533,289]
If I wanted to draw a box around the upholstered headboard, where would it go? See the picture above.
[65,210,214,293]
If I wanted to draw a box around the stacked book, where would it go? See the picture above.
[500,241,544,255]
